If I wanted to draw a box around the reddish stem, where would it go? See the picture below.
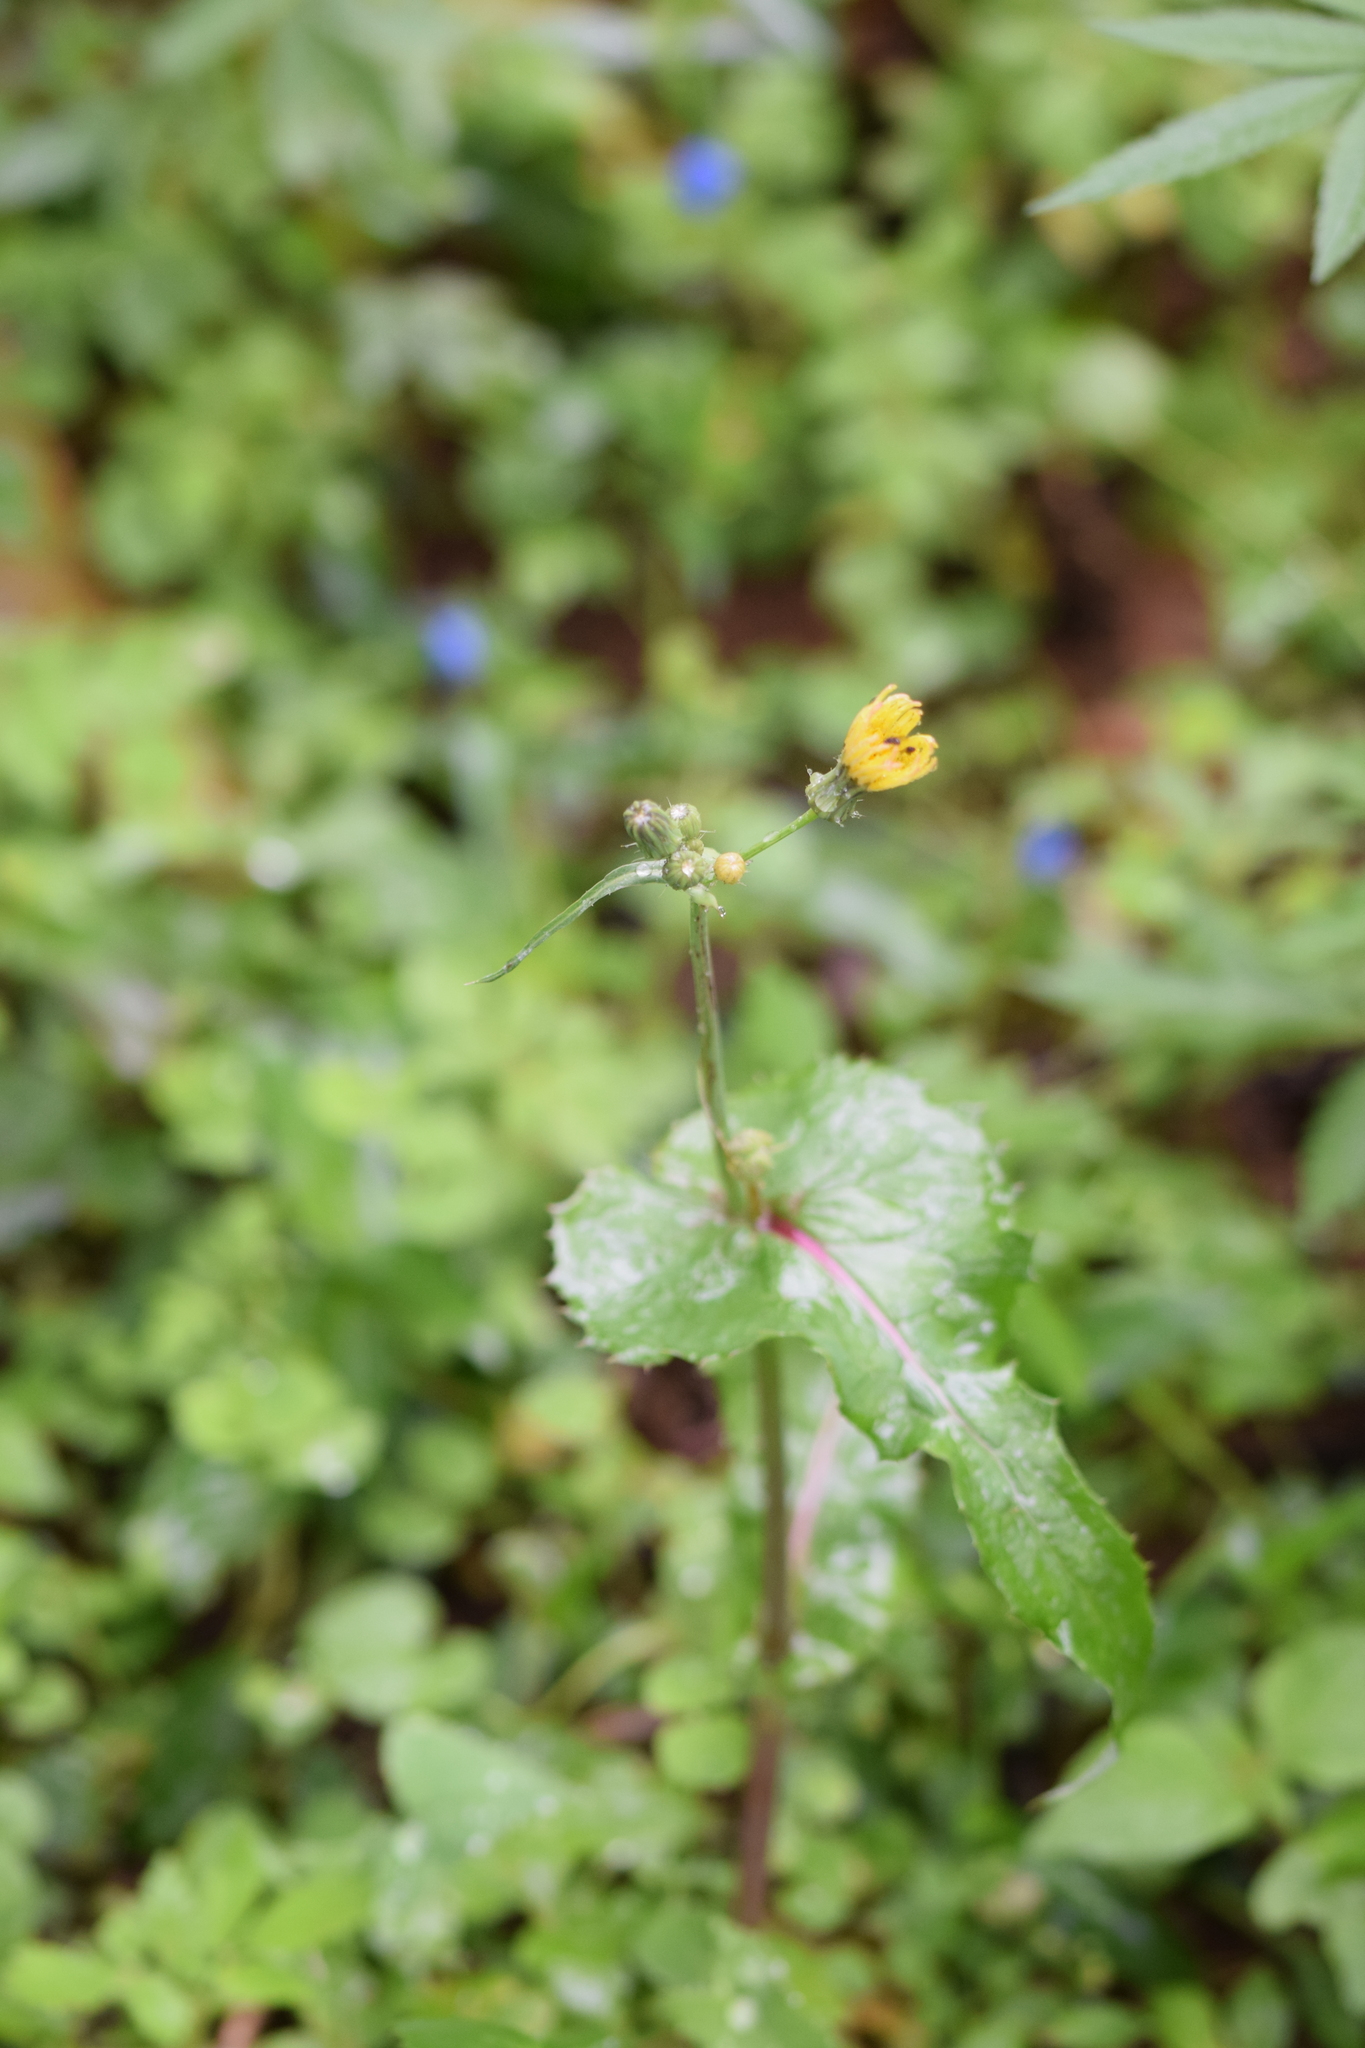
[216,2012,265,2048]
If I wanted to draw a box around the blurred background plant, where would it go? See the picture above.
[0,0,1363,2044]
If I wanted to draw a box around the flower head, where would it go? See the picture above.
[670,136,744,215]
[423,601,489,688]
[840,686,938,792]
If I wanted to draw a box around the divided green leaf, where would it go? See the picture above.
[1030,73,1359,215]
[552,1059,1152,1714]
[1314,86,1365,276]
[1099,10,1365,73]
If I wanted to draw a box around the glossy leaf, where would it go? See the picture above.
[1030,74,1358,213]
[553,1060,1151,1711]
[1100,11,1365,72]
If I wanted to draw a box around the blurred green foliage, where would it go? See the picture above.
[0,0,1362,2044]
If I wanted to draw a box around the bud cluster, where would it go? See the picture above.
[624,800,745,912]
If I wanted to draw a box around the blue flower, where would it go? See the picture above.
[422,601,489,688]
[669,136,744,216]
[1016,821,1082,886]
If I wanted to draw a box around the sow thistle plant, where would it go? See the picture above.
[481,694,1152,1921]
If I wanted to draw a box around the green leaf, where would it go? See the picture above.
[655,1711,752,1791]
[1300,1056,1365,1225]
[380,1713,569,1854]
[1251,1800,1365,2014]
[1314,86,1365,273]
[395,2027,536,2048]
[299,1571,439,1719]
[0,117,102,211]
[248,1868,371,1951]
[552,1060,1151,1713]
[1029,73,1359,213]
[1252,1622,1365,1789]
[1100,11,1365,72]
[1251,1795,1365,1929]
[1028,1718,1261,1866]
[146,0,295,79]
[5,1941,118,2012]
[0,1403,70,1515]
[474,860,664,984]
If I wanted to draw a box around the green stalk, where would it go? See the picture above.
[684,902,789,1920]
[687,896,741,1214]
[736,1337,789,1926]
[738,806,819,865]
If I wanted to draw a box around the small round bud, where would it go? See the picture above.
[667,802,703,841]
[624,799,683,860]
[714,852,746,885]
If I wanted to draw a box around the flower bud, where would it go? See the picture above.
[714,852,746,885]
[624,799,683,860]
[666,802,704,842]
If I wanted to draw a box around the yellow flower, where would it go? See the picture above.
[840,685,938,792]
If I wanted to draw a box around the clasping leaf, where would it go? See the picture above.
[551,1060,1152,1716]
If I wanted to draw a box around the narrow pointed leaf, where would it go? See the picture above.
[551,1060,1152,1712]
[1029,72,1358,212]
[473,859,663,983]
[1314,85,1365,273]
[1100,10,1365,71]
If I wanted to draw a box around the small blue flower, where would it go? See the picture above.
[1016,821,1083,886]
[422,601,489,688]
[669,136,744,216]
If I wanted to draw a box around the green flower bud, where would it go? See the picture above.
[625,799,683,859]
[664,844,719,893]
[667,802,704,843]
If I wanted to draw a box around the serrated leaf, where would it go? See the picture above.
[1030,73,1359,213]
[552,1060,1151,1712]
[1100,10,1365,72]
[1314,85,1365,273]
[1301,1055,1365,1223]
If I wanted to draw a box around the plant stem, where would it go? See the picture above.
[738,806,819,865]
[688,896,741,1213]
[736,1337,788,1926]
[686,901,789,1920]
